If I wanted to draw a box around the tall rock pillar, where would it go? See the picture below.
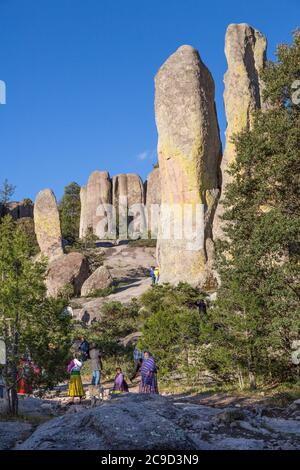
[34,189,63,260]
[213,23,267,240]
[155,45,222,288]
[79,171,112,239]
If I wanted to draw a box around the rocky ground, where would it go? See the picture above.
[71,244,156,322]
[1,384,299,450]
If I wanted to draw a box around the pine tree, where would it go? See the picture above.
[0,179,16,216]
[0,216,72,414]
[59,182,81,244]
[208,31,300,389]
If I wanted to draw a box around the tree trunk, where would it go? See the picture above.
[248,371,257,390]
[237,368,245,390]
[8,384,18,415]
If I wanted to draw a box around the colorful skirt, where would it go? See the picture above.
[68,371,85,397]
[139,372,158,394]
[17,377,32,395]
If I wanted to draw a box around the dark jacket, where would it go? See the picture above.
[78,340,90,360]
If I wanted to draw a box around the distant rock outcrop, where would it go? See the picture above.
[213,23,267,241]
[6,200,34,220]
[46,252,90,297]
[34,189,63,260]
[112,173,146,239]
[79,171,112,239]
[155,45,222,288]
[81,265,113,297]
[145,167,161,238]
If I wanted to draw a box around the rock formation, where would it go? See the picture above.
[79,171,112,239]
[18,394,196,450]
[81,265,113,297]
[155,45,222,288]
[6,200,34,220]
[34,189,63,260]
[46,252,90,297]
[145,167,161,238]
[112,173,146,239]
[213,23,267,240]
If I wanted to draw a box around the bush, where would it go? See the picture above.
[86,285,117,298]
[138,283,207,381]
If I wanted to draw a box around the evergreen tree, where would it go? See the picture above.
[139,284,206,378]
[0,216,72,414]
[0,179,16,216]
[208,31,300,388]
[59,182,81,244]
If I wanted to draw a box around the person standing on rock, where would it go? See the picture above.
[139,351,158,394]
[150,266,155,286]
[67,353,85,403]
[129,347,143,383]
[89,344,103,386]
[154,267,160,284]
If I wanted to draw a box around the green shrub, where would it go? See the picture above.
[138,283,207,381]
[86,285,117,298]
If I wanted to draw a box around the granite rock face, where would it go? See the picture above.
[145,167,161,238]
[46,252,90,297]
[155,45,222,288]
[34,189,63,260]
[213,23,267,241]
[79,171,112,239]
[18,394,196,450]
[81,265,113,297]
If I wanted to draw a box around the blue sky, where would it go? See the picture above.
[0,0,299,202]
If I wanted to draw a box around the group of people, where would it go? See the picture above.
[150,266,160,286]
[67,338,159,403]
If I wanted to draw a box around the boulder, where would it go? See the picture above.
[0,421,33,450]
[213,23,267,241]
[34,189,63,260]
[112,173,146,239]
[213,408,247,424]
[18,394,196,450]
[81,266,113,297]
[145,167,161,239]
[46,252,90,297]
[79,171,112,239]
[155,45,222,288]
[6,200,34,220]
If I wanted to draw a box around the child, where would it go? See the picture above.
[112,367,129,393]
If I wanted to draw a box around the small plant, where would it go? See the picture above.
[127,238,157,248]
[86,285,117,298]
